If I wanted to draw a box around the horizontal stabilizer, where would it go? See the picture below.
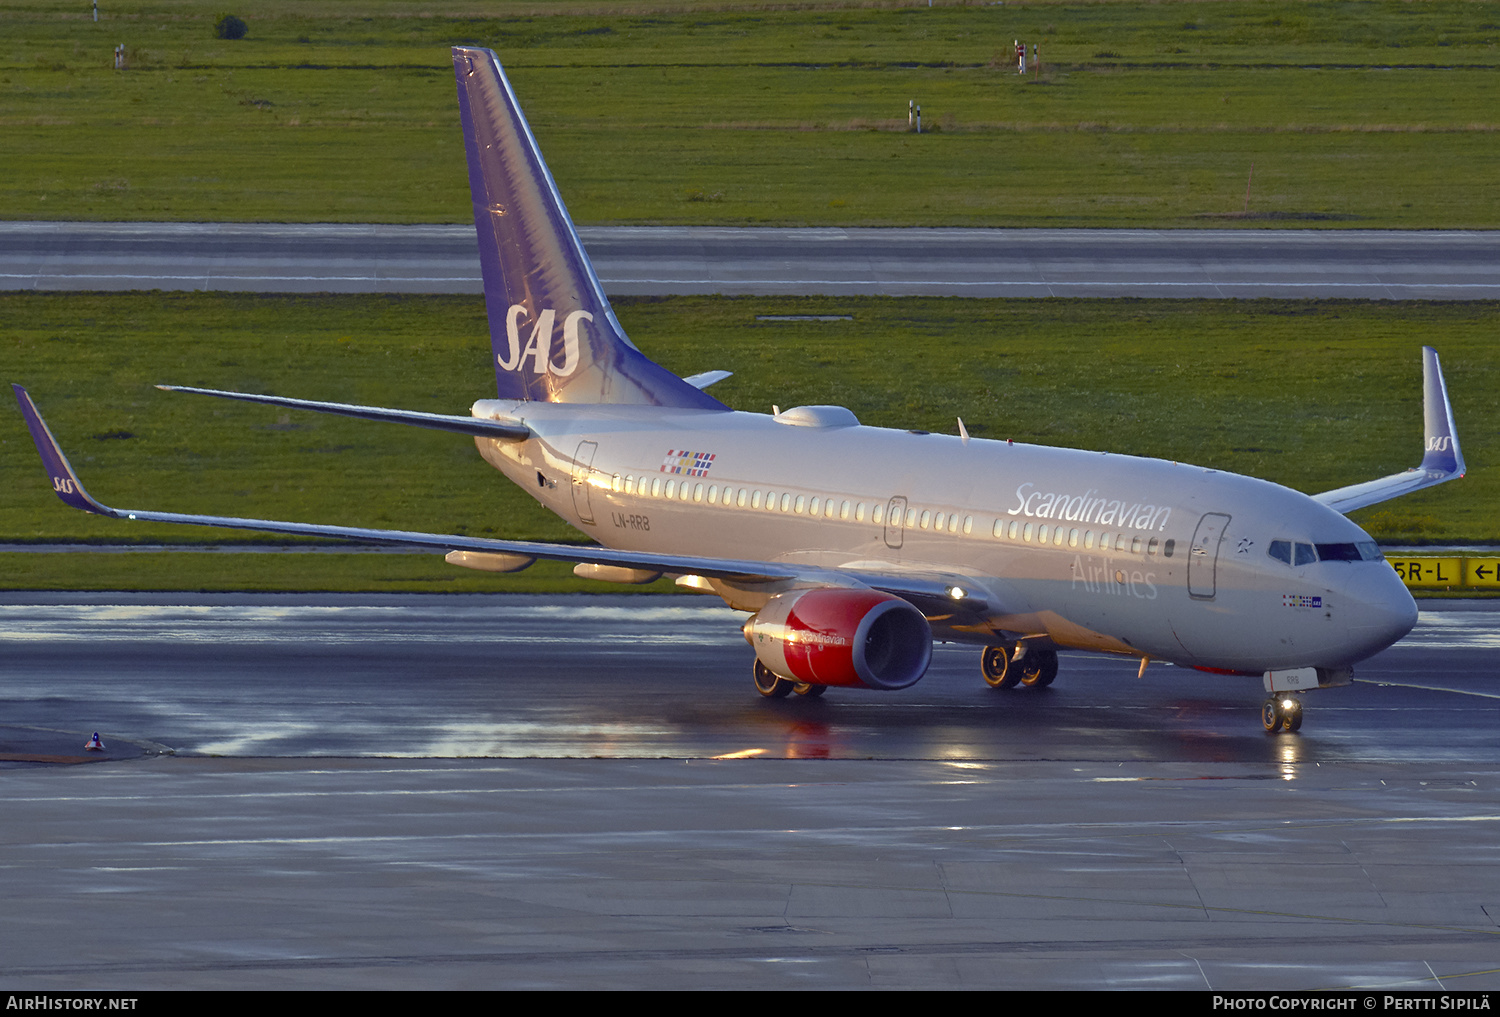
[1314,346,1465,514]
[682,370,733,390]
[157,385,530,441]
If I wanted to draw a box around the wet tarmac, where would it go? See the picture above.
[0,593,1496,989]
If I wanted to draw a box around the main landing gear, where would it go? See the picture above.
[1261,694,1304,733]
[981,643,1058,690]
[752,660,827,699]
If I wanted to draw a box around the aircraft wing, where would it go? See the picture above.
[1312,346,1465,514]
[13,385,978,610]
[155,384,531,441]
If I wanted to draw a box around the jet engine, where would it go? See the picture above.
[743,588,932,690]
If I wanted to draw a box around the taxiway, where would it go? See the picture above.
[0,593,1496,989]
[2,223,1497,298]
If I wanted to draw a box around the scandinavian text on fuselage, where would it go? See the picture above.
[1008,482,1173,532]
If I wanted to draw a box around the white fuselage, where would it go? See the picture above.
[474,400,1417,673]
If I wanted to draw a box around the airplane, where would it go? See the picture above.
[12,47,1466,733]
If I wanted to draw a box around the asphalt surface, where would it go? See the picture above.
[3,222,1498,298]
[0,593,1496,989]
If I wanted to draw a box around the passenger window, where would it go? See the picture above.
[856,502,866,522]
[906,508,918,527]
[1099,531,1111,551]
[693,483,703,502]
[651,477,661,497]
[807,496,818,515]
[841,500,852,520]
[1147,537,1159,556]
[963,515,972,535]
[1054,527,1065,546]
[1131,536,1141,554]
[1295,542,1317,566]
[950,515,960,534]
[681,483,691,501]
[871,504,882,524]
[751,490,762,509]
[1023,522,1034,542]
[1037,524,1049,544]
[665,480,676,499]
[1164,539,1175,557]
[1008,520,1019,540]
[795,495,806,514]
[1084,530,1095,549]
[707,484,718,503]
[931,512,943,531]
[1268,540,1292,565]
[1069,528,1079,548]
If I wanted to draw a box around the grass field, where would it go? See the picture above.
[2,0,1498,226]
[3,291,1494,590]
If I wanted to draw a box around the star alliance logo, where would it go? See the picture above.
[661,449,716,477]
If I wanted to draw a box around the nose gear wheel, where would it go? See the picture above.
[1262,695,1304,732]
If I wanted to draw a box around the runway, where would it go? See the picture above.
[3,222,1498,299]
[1,593,1497,989]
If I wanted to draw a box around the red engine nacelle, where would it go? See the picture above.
[743,588,932,690]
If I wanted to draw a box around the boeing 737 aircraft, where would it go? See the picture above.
[14,47,1466,732]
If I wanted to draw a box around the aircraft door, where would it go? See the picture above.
[571,440,599,525]
[1188,512,1231,599]
[884,496,907,549]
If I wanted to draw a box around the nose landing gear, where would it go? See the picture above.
[1261,694,1304,733]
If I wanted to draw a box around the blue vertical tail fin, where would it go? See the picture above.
[452,47,722,409]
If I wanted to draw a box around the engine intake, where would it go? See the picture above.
[743,588,932,690]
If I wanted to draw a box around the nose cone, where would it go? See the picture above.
[1343,567,1418,660]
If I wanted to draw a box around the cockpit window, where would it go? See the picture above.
[1270,538,1384,567]
[1316,541,1384,562]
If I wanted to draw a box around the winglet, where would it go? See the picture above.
[1312,347,1465,514]
[1419,346,1464,478]
[11,385,119,517]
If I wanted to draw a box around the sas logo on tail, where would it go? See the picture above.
[500,306,592,377]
